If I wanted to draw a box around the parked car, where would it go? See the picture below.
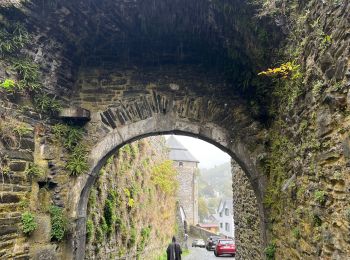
[192,238,206,248]
[206,236,222,251]
[214,239,236,257]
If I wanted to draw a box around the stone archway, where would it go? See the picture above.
[70,103,267,259]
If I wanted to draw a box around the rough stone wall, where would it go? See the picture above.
[72,64,230,112]
[85,137,177,259]
[231,161,262,260]
[1,1,349,260]
[0,62,265,260]
[256,0,350,259]
[189,225,217,241]
[173,161,198,226]
[0,106,35,259]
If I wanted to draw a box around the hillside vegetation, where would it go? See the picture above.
[198,162,232,220]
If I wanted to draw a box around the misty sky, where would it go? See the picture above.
[165,135,230,169]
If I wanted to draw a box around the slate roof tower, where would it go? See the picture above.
[167,136,199,226]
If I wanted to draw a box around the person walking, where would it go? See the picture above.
[166,236,182,260]
[184,233,189,249]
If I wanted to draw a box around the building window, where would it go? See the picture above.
[179,162,183,167]
[225,208,229,216]
[220,223,223,228]
[219,212,223,217]
[225,223,230,232]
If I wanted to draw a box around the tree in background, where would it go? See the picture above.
[198,197,209,222]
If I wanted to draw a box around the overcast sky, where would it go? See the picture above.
[164,135,230,169]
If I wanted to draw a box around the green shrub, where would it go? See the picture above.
[88,189,97,207]
[13,124,31,136]
[150,160,178,195]
[86,219,94,241]
[124,188,131,198]
[96,227,103,244]
[104,199,114,227]
[137,226,151,254]
[314,190,326,205]
[292,227,300,239]
[25,163,43,179]
[21,211,37,235]
[49,205,67,241]
[52,123,70,141]
[52,124,88,176]
[265,243,276,260]
[130,183,141,198]
[0,79,16,91]
[100,217,108,235]
[19,198,29,209]
[130,143,139,159]
[66,144,88,176]
[127,198,135,208]
[0,23,29,55]
[106,155,114,165]
[13,59,41,91]
[64,127,84,150]
[121,144,132,156]
[128,226,137,248]
[313,214,322,227]
[118,247,126,258]
[34,93,62,115]
[115,215,122,230]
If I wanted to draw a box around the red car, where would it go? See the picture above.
[214,239,236,257]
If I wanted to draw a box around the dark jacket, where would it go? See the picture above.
[166,242,182,260]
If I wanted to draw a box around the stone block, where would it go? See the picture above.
[58,107,91,121]
[20,138,35,151]
[334,58,347,80]
[342,138,350,159]
[1,136,19,150]
[0,193,21,203]
[316,109,332,137]
[319,52,334,73]
[40,144,57,160]
[9,161,27,172]
[318,150,340,164]
[31,245,58,260]
[323,93,347,110]
[0,216,20,226]
[6,150,33,161]
[0,225,17,236]
[31,215,51,243]
[82,96,102,102]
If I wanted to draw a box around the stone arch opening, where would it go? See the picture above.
[71,113,266,259]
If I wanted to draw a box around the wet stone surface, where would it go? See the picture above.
[184,238,235,260]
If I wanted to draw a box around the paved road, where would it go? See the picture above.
[183,239,235,260]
